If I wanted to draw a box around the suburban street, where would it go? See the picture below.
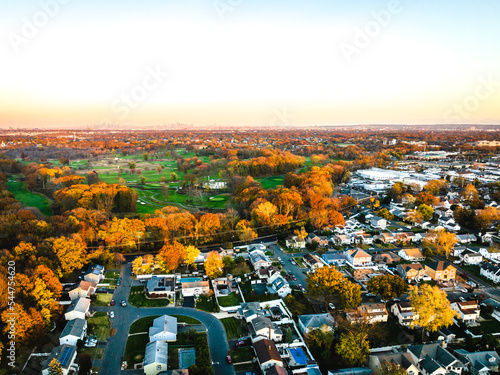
[98,262,234,375]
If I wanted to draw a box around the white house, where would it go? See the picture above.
[371,217,387,230]
[143,340,168,375]
[457,234,478,244]
[285,235,306,249]
[303,253,324,270]
[479,248,500,261]
[251,316,282,341]
[59,318,87,346]
[398,248,426,262]
[391,302,419,328]
[41,345,77,375]
[249,249,272,270]
[344,248,372,267]
[268,273,291,298]
[68,280,97,301]
[83,264,105,284]
[346,303,388,324]
[298,313,336,334]
[451,301,480,325]
[149,315,177,342]
[64,298,90,321]
[480,263,500,283]
[181,280,209,297]
[459,249,483,265]
[146,276,175,298]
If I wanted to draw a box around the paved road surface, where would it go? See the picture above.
[98,262,234,375]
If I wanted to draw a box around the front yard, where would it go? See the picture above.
[217,292,243,307]
[220,317,247,340]
[87,312,111,341]
[92,293,113,307]
[468,314,500,335]
[124,333,149,365]
[128,285,170,307]
[195,294,218,312]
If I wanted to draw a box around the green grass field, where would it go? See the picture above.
[220,317,244,340]
[124,333,149,365]
[88,312,111,341]
[93,293,113,307]
[7,179,52,216]
[258,176,284,190]
[129,315,160,334]
[217,292,243,308]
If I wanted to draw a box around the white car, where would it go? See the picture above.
[329,303,335,310]
[109,311,115,318]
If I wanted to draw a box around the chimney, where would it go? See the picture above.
[269,325,272,340]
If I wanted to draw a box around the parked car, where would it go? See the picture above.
[236,340,245,347]
[329,303,335,310]
[459,296,466,302]
[110,299,115,306]
[121,300,127,307]
[110,311,115,318]
[226,355,232,364]
[116,279,121,286]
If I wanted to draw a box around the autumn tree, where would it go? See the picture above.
[377,208,394,221]
[48,358,64,375]
[157,241,186,273]
[185,245,200,267]
[408,284,456,336]
[405,209,424,224]
[306,266,361,309]
[374,362,407,375]
[367,275,407,300]
[475,206,500,232]
[336,331,370,367]
[417,204,434,221]
[423,229,457,258]
[284,295,306,316]
[235,220,258,243]
[204,251,223,279]
[98,217,145,252]
[51,237,87,277]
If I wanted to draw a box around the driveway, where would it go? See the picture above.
[98,262,234,375]
[183,296,195,308]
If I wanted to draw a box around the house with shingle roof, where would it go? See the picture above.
[149,315,177,342]
[303,253,324,270]
[454,350,500,375]
[298,313,336,334]
[344,248,372,267]
[398,248,425,261]
[59,318,87,346]
[370,352,419,375]
[64,297,90,321]
[397,263,425,281]
[451,301,480,325]
[480,263,500,283]
[407,343,463,375]
[425,261,456,282]
[144,340,168,375]
[69,280,97,300]
[83,264,105,284]
[253,338,283,371]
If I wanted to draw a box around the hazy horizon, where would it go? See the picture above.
[2,0,500,128]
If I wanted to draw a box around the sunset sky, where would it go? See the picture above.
[1,0,499,128]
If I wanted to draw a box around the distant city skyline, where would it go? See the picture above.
[1,0,499,128]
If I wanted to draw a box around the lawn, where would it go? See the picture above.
[87,312,111,341]
[7,179,52,216]
[196,294,217,312]
[124,333,149,365]
[128,292,170,307]
[292,257,306,268]
[469,316,500,335]
[230,346,254,363]
[258,176,284,190]
[220,317,244,340]
[93,293,113,307]
[102,278,117,287]
[172,315,201,325]
[129,316,160,334]
[79,347,105,360]
[378,243,397,249]
[217,292,243,308]
[461,265,497,286]
[105,271,120,279]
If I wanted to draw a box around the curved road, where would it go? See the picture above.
[98,262,233,375]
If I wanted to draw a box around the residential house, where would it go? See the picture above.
[398,248,426,262]
[286,235,306,249]
[303,253,324,270]
[251,316,282,341]
[480,263,500,283]
[238,302,268,322]
[332,234,352,247]
[297,313,336,334]
[265,365,288,375]
[346,303,388,324]
[454,350,500,375]
[397,263,426,281]
[452,246,467,257]
[59,318,87,346]
[425,261,456,282]
[143,340,168,375]
[459,250,483,265]
[146,276,175,298]
[41,345,77,375]
[64,297,90,321]
[369,352,419,375]
[68,280,96,301]
[407,343,464,375]
[149,315,177,342]
[83,264,105,284]
[249,249,272,270]
[479,248,500,261]
[378,232,396,244]
[438,217,461,232]
[395,232,417,244]
[391,302,419,328]
[253,338,284,371]
[457,234,478,244]
[451,301,480,325]
[354,233,374,245]
[373,251,401,265]
[371,217,387,230]
[181,280,209,297]
[322,252,346,266]
[268,273,292,298]
[306,233,329,247]
[482,233,495,245]
[257,266,280,280]
[344,248,372,267]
